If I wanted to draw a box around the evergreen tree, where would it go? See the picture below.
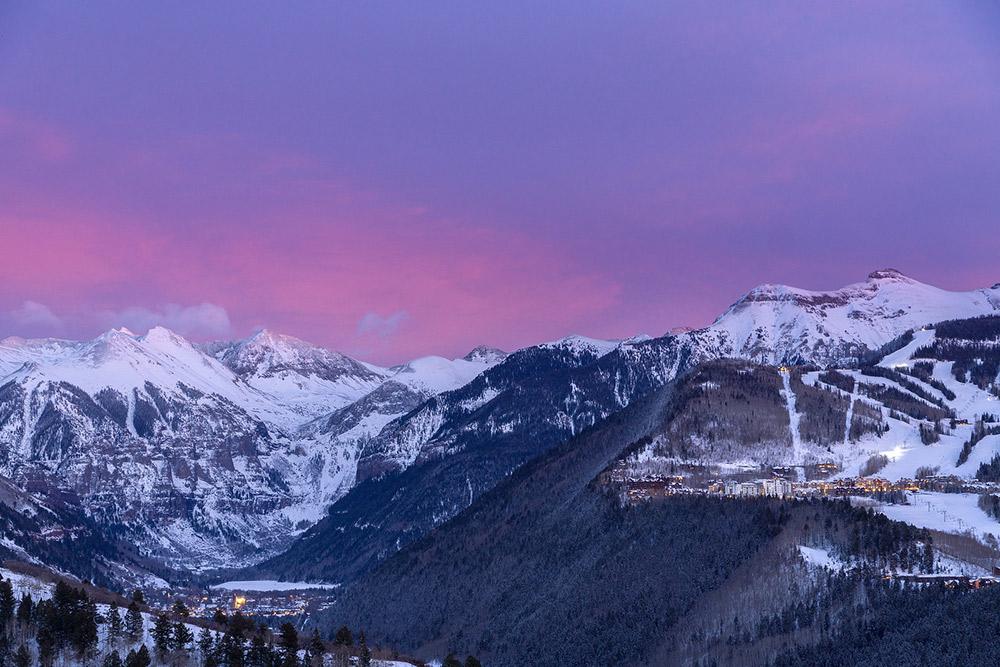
[464,656,482,667]
[125,645,151,667]
[173,621,194,653]
[152,613,172,657]
[36,622,56,667]
[358,632,371,667]
[71,597,99,660]
[107,601,124,647]
[13,645,29,667]
[278,623,298,667]
[219,631,246,667]
[229,611,255,639]
[246,629,272,667]
[103,650,124,667]
[212,608,228,627]
[124,602,144,643]
[130,590,145,605]
[0,580,14,627]
[172,600,190,618]
[197,628,216,666]
[15,595,31,627]
[307,628,325,667]
[332,626,353,646]
[442,654,462,667]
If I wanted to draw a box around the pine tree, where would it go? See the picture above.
[307,628,325,667]
[246,629,272,667]
[442,654,462,667]
[332,626,353,646]
[125,602,144,643]
[0,580,14,627]
[107,601,124,647]
[13,645,30,667]
[212,608,228,627]
[358,632,371,667]
[464,657,483,667]
[131,590,145,605]
[152,613,173,657]
[15,594,32,626]
[72,597,99,660]
[125,645,152,667]
[278,622,298,667]
[172,600,190,618]
[103,650,124,667]
[219,631,246,667]
[37,622,56,667]
[173,621,194,652]
[198,628,216,665]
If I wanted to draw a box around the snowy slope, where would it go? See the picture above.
[387,352,504,394]
[206,329,388,420]
[699,269,1000,366]
[0,326,508,571]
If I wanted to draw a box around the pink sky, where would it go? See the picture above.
[1,2,998,363]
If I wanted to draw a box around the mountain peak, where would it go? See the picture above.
[463,345,507,363]
[141,325,188,346]
[867,268,912,282]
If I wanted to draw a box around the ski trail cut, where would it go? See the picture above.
[781,370,804,464]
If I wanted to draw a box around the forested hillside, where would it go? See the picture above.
[316,382,936,666]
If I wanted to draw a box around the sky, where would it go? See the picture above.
[1,2,999,363]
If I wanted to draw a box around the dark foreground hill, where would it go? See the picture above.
[314,366,961,666]
[316,381,780,665]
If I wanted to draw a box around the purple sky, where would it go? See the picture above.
[1,2,999,363]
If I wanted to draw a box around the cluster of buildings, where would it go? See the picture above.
[716,478,794,498]
[621,472,931,505]
[152,586,338,621]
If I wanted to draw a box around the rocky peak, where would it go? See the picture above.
[867,268,912,282]
[463,346,507,363]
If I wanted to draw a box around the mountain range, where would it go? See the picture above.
[1,269,998,586]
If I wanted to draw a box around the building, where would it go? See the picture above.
[722,478,793,498]
[761,478,793,498]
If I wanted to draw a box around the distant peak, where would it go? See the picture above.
[96,327,138,341]
[142,326,187,345]
[463,345,507,363]
[249,328,280,342]
[102,327,136,338]
[246,328,307,348]
[867,268,910,282]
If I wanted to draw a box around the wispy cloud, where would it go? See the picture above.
[357,310,408,339]
[8,300,63,329]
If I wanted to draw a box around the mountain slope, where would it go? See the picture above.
[0,327,356,569]
[314,379,927,667]
[264,271,1000,583]
[0,326,508,573]
[206,329,388,420]
[256,335,676,582]
[700,269,1000,366]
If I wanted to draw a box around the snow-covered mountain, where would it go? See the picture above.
[695,269,1000,366]
[0,326,505,571]
[204,329,388,420]
[2,268,998,581]
[264,271,1000,583]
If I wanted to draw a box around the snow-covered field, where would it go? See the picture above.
[859,492,1000,544]
[211,579,339,591]
[797,545,845,571]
